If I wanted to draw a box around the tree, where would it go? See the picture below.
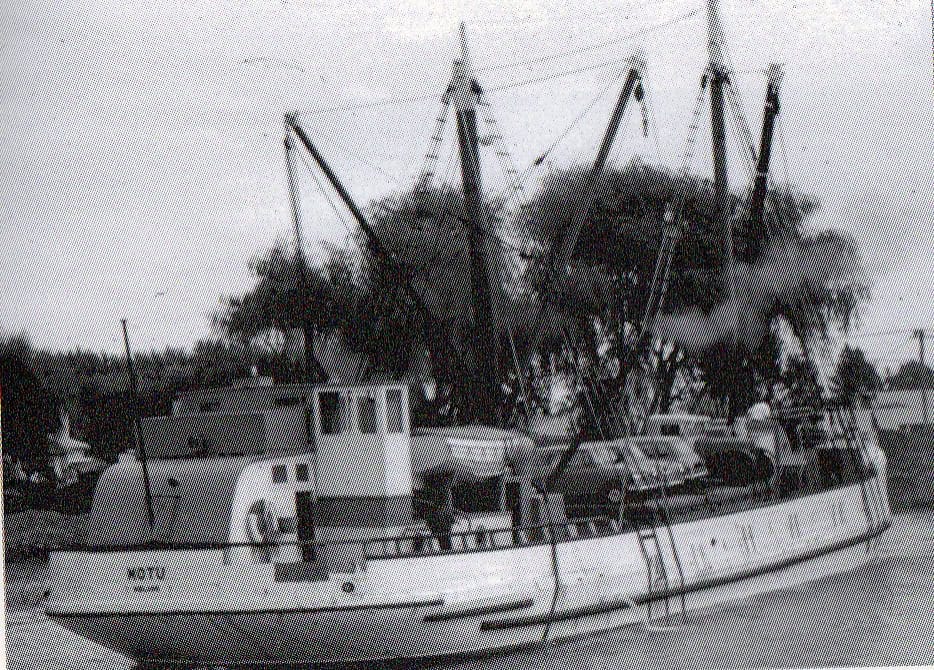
[831,346,881,400]
[519,160,870,416]
[338,183,537,422]
[0,333,59,473]
[214,240,356,382]
[887,359,934,390]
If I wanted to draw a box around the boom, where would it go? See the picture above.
[521,59,645,374]
[740,63,783,262]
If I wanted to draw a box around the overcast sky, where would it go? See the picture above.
[1,0,931,371]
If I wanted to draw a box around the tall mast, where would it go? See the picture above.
[453,23,499,424]
[741,63,783,262]
[707,0,733,296]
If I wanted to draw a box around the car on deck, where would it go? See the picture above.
[628,434,708,484]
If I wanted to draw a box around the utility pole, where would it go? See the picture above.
[914,328,929,425]
[913,328,926,367]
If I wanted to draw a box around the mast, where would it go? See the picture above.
[521,58,645,375]
[452,23,499,424]
[122,319,155,538]
[707,0,732,294]
[523,58,645,482]
[740,63,783,262]
[284,114,475,403]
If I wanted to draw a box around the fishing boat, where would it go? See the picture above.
[46,1,891,666]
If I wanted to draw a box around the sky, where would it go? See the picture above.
[1,0,932,372]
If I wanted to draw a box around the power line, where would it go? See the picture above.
[847,328,930,339]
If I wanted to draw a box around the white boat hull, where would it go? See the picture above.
[47,477,890,668]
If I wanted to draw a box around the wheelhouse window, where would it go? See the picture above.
[387,389,405,433]
[319,391,345,435]
[357,395,378,434]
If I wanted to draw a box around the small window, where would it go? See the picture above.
[660,424,681,437]
[272,464,288,483]
[199,400,220,413]
[387,389,405,433]
[275,396,304,408]
[357,395,378,434]
[278,516,297,534]
[296,463,309,482]
[319,391,345,435]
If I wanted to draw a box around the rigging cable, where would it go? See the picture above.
[297,12,700,117]
[477,9,700,72]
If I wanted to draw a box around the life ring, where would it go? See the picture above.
[246,499,280,545]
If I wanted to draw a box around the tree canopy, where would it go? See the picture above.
[217,158,872,423]
[887,359,934,391]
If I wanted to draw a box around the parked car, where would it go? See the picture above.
[629,435,708,483]
[540,442,633,512]
[610,437,687,490]
[644,413,711,450]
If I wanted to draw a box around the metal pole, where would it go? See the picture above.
[122,319,156,535]
[915,328,929,426]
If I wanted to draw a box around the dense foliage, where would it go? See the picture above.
[216,159,871,424]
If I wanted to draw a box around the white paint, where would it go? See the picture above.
[47,472,891,666]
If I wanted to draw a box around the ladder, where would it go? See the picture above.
[627,456,687,626]
[827,404,885,537]
[839,403,887,533]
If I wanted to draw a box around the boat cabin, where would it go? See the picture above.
[84,378,550,573]
[87,380,416,568]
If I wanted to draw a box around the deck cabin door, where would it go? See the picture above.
[295,491,316,562]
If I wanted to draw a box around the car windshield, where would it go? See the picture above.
[638,439,677,459]
[620,444,652,469]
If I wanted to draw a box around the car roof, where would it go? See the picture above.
[647,414,711,422]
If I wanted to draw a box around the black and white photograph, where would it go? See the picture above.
[2,0,932,667]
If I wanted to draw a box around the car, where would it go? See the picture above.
[629,435,708,483]
[540,442,633,513]
[644,413,712,451]
[611,437,687,491]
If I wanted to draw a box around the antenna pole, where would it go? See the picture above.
[122,319,155,537]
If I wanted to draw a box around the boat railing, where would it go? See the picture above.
[51,515,622,561]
